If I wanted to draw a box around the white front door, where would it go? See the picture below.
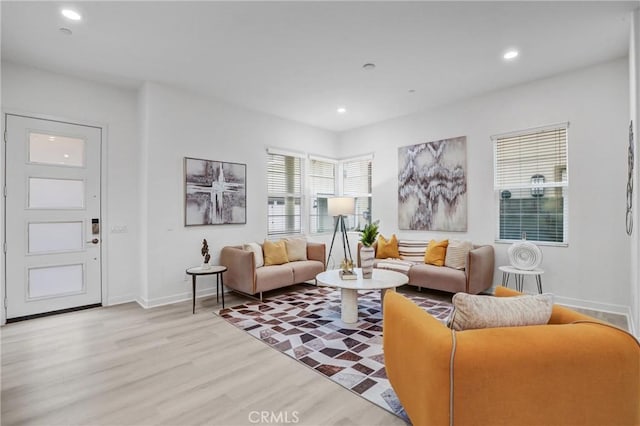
[4,114,102,319]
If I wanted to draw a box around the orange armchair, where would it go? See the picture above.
[383,287,640,426]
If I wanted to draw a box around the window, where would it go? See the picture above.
[267,150,373,236]
[267,152,303,236]
[308,158,336,234]
[342,156,372,231]
[494,124,568,244]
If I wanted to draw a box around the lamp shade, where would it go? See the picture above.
[327,197,355,216]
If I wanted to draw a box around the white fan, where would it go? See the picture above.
[508,241,542,270]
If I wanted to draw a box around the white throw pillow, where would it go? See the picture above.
[243,242,264,268]
[444,240,473,270]
[285,237,307,262]
[449,292,553,331]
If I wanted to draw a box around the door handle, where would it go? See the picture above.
[86,238,99,244]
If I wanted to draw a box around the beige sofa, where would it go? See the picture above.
[220,242,326,300]
[358,240,494,294]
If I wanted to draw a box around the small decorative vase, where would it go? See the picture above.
[508,241,542,270]
[360,246,375,279]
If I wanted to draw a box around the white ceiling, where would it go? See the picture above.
[2,1,637,132]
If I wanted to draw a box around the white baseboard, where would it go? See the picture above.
[106,294,137,306]
[553,295,636,337]
[553,295,629,315]
[492,285,637,337]
[136,287,219,309]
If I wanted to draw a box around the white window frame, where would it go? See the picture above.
[266,148,305,238]
[307,155,338,235]
[339,154,373,232]
[492,123,569,246]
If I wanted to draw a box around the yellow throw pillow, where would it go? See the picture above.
[425,239,449,266]
[376,234,400,259]
[263,240,289,266]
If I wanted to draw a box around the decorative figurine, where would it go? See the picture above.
[201,239,211,269]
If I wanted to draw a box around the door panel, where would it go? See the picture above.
[5,114,102,318]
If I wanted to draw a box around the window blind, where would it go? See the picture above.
[342,157,372,230]
[493,125,568,244]
[343,158,372,196]
[495,127,567,189]
[267,154,302,195]
[267,153,303,236]
[309,159,335,233]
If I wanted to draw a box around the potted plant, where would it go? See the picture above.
[359,221,379,278]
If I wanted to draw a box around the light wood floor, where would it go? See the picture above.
[1,289,406,426]
[1,285,630,426]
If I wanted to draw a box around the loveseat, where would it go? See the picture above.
[220,242,325,300]
[357,240,494,294]
[383,287,640,426]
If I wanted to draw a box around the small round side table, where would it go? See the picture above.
[499,265,544,294]
[186,265,227,313]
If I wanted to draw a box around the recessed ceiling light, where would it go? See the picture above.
[48,136,55,141]
[63,154,70,158]
[362,63,376,71]
[59,27,73,35]
[61,9,82,21]
[503,49,519,60]
[337,107,347,114]
[408,89,416,93]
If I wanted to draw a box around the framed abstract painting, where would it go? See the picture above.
[184,157,247,226]
[398,136,467,231]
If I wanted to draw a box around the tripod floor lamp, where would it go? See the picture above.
[327,197,355,267]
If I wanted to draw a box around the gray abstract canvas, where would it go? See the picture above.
[398,136,467,231]
[185,157,246,226]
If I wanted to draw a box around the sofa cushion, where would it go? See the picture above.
[398,240,429,262]
[243,242,264,268]
[450,292,554,331]
[255,264,294,292]
[425,239,449,266]
[376,234,400,259]
[408,263,466,293]
[285,238,307,262]
[291,260,324,283]
[263,240,289,266]
[444,239,472,270]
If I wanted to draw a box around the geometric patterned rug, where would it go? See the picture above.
[218,286,453,422]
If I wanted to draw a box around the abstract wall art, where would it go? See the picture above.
[398,136,467,231]
[184,157,246,226]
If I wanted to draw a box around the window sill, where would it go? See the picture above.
[495,239,568,248]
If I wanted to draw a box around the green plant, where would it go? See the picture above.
[359,220,380,247]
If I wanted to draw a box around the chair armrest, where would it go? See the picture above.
[465,245,494,294]
[220,246,256,295]
[306,242,326,268]
[383,292,453,426]
[452,323,640,425]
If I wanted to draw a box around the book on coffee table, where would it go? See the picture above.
[339,270,357,280]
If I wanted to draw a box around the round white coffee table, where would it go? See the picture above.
[315,268,408,323]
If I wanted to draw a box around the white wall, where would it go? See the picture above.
[2,57,634,321]
[138,82,338,306]
[339,59,631,313]
[1,62,141,307]
[630,9,640,335]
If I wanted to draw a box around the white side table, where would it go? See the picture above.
[499,265,544,294]
[186,265,227,313]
